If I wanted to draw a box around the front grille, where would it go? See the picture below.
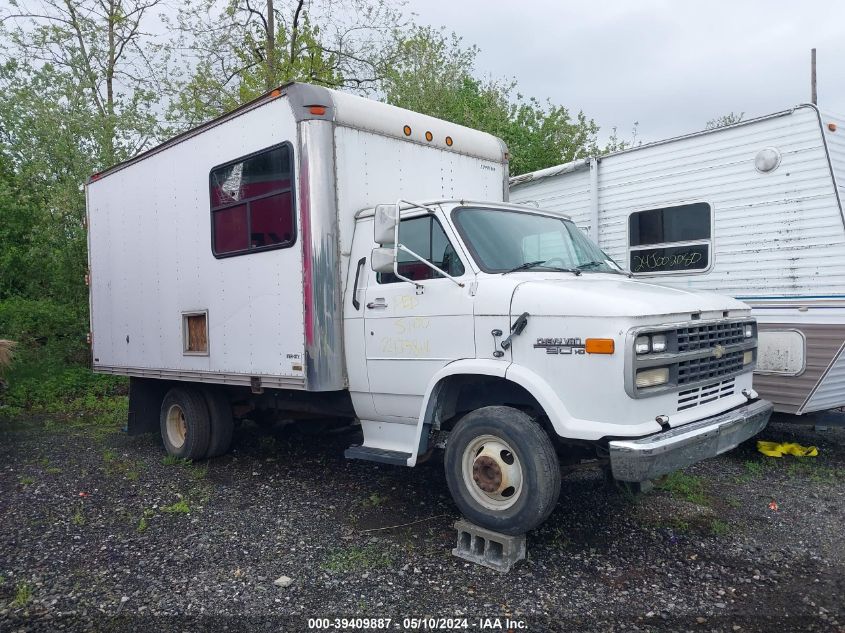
[677,378,736,411]
[677,322,746,352]
[677,350,745,385]
[630,318,756,398]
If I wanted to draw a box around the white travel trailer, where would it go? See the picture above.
[510,104,845,417]
[87,83,771,534]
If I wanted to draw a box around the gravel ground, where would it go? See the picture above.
[0,412,843,632]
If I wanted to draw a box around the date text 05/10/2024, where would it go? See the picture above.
[306,617,528,630]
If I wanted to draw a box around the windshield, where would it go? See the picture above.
[451,207,621,274]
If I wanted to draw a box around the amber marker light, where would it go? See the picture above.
[425,131,433,141]
[309,105,327,115]
[585,338,615,354]
[269,89,281,97]
[445,135,453,146]
[403,125,412,136]
[829,122,838,132]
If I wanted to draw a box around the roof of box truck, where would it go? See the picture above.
[88,83,508,183]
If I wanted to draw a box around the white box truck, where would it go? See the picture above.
[87,83,772,534]
[510,104,845,418]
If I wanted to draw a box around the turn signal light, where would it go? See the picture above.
[585,338,615,354]
[309,105,327,115]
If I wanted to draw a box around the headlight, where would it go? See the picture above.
[635,336,651,354]
[743,351,753,365]
[636,367,670,388]
[651,334,667,353]
[744,324,753,338]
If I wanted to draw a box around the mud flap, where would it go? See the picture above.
[127,377,170,436]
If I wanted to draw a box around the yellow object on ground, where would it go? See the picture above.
[757,441,819,458]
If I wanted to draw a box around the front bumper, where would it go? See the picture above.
[608,399,773,482]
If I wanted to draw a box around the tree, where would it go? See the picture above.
[705,112,744,130]
[170,0,406,127]
[382,26,599,176]
[1,0,173,168]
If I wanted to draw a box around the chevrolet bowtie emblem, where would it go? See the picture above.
[712,344,725,359]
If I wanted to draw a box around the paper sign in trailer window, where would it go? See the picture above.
[630,244,709,273]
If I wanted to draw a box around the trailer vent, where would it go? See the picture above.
[183,312,208,355]
[677,378,735,411]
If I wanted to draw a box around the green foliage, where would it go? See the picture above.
[656,471,709,505]
[383,26,600,176]
[709,518,730,536]
[161,498,191,514]
[11,582,32,608]
[322,545,394,572]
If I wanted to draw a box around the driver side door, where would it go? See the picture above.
[363,213,475,421]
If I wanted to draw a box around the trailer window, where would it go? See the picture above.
[209,144,295,257]
[628,202,711,274]
[378,216,464,284]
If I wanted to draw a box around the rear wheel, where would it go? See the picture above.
[160,387,211,460]
[444,406,561,535]
[203,387,234,458]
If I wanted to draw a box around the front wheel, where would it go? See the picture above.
[444,406,561,535]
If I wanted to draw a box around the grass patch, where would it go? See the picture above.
[656,471,708,505]
[784,460,845,484]
[709,518,731,536]
[18,475,35,485]
[322,545,395,572]
[10,582,32,608]
[45,466,62,474]
[162,455,192,467]
[136,508,155,532]
[362,493,386,508]
[103,449,143,481]
[71,505,85,526]
[160,498,190,514]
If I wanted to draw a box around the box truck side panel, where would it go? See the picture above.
[88,99,306,387]
[332,125,508,260]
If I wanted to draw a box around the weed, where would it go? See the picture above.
[18,475,35,486]
[102,449,117,463]
[45,467,62,474]
[188,463,208,480]
[656,471,708,505]
[743,460,766,477]
[11,582,32,608]
[0,575,5,584]
[161,499,190,514]
[710,519,731,536]
[162,455,192,467]
[322,545,395,572]
[72,505,85,526]
[547,526,571,549]
[137,516,149,532]
[362,493,385,508]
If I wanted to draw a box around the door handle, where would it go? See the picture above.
[367,299,387,309]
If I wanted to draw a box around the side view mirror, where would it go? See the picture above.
[374,204,398,245]
[370,247,395,274]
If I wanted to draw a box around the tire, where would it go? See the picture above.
[203,387,234,458]
[160,387,211,460]
[444,406,561,535]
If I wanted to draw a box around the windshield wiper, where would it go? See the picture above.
[576,260,627,275]
[504,260,581,275]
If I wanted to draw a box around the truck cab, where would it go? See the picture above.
[343,199,771,533]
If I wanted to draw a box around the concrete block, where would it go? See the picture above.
[452,520,526,573]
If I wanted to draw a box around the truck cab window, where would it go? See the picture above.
[209,143,295,257]
[628,202,711,274]
[377,215,465,284]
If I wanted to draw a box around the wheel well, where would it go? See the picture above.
[428,375,548,432]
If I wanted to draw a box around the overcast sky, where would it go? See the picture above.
[410,0,845,144]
